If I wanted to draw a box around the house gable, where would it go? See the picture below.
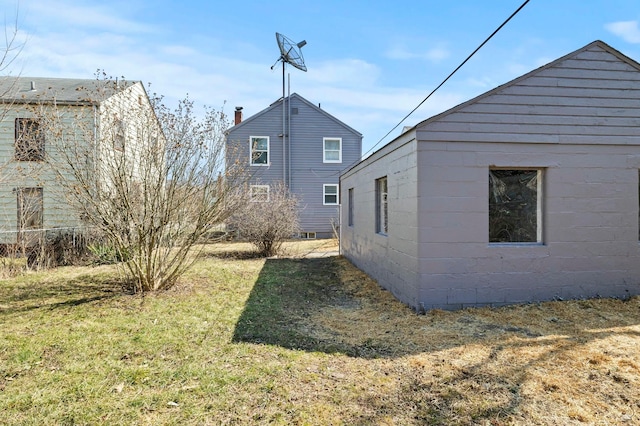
[227,93,362,138]
[226,93,362,237]
[416,40,640,146]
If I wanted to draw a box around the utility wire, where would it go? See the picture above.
[361,0,531,159]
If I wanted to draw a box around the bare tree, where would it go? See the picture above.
[231,181,300,257]
[38,77,248,292]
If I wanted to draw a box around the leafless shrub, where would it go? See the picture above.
[36,76,248,292]
[231,182,300,257]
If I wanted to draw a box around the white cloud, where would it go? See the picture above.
[304,59,380,87]
[23,0,154,33]
[385,44,450,63]
[605,21,640,43]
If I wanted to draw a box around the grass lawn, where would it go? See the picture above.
[1,239,639,425]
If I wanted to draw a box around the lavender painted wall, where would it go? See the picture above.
[341,41,640,311]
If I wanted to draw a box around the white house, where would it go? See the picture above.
[340,40,640,311]
[0,77,159,246]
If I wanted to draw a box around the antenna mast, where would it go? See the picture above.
[271,32,307,185]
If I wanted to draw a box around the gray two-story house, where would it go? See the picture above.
[226,93,362,238]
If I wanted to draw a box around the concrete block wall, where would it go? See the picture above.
[340,137,421,307]
[416,141,640,310]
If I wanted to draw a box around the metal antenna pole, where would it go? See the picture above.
[282,60,286,184]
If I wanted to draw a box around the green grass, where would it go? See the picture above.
[1,241,640,425]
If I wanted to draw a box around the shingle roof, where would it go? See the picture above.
[0,76,137,105]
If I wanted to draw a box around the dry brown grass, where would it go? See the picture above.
[317,261,640,424]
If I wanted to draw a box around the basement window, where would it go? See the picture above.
[489,169,542,243]
[249,185,269,202]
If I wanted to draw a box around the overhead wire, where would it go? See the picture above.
[360,0,531,160]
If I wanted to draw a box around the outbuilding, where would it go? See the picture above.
[340,40,640,311]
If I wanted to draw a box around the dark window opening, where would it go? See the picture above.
[15,118,44,161]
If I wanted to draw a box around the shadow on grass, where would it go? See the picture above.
[0,274,126,316]
[233,257,372,356]
[233,257,640,358]
[234,256,640,423]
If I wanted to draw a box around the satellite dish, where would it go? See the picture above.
[275,32,307,72]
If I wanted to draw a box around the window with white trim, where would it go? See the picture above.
[323,137,342,163]
[250,185,270,202]
[375,177,388,235]
[489,169,542,243]
[250,136,269,166]
[323,184,338,205]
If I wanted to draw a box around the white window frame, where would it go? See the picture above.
[376,177,388,235]
[323,184,339,205]
[323,137,342,163]
[249,184,270,202]
[250,136,269,166]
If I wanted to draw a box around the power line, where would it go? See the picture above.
[361,0,531,159]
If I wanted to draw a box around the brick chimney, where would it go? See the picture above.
[234,106,243,125]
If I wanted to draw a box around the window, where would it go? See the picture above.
[15,118,44,161]
[299,232,316,239]
[376,177,388,234]
[250,185,269,202]
[17,187,43,246]
[489,169,541,243]
[323,137,342,163]
[250,136,269,165]
[323,184,338,205]
[113,118,125,151]
[348,188,354,227]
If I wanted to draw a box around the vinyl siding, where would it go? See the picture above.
[227,94,361,236]
[0,81,159,244]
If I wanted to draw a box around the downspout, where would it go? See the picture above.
[93,104,99,184]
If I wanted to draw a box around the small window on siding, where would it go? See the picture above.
[375,177,388,235]
[250,185,269,202]
[348,188,354,227]
[250,136,269,166]
[489,169,542,243]
[323,184,338,205]
[323,138,342,163]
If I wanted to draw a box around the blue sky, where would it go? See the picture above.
[2,0,640,154]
